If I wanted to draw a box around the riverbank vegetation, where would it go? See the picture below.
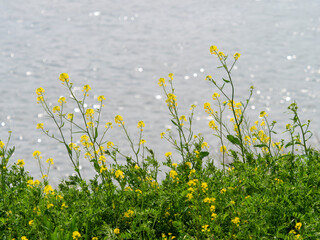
[1,46,319,239]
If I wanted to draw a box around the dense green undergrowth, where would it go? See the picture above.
[1,46,319,239]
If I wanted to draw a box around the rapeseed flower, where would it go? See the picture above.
[220,145,227,153]
[201,142,208,148]
[295,222,302,230]
[168,73,174,80]
[97,95,105,102]
[140,139,146,145]
[107,141,114,148]
[137,120,145,129]
[165,152,172,157]
[44,185,54,194]
[158,77,166,87]
[114,115,124,125]
[201,225,210,232]
[36,123,44,129]
[160,132,165,139]
[58,96,66,105]
[231,217,240,225]
[210,45,218,54]
[16,159,24,167]
[36,87,45,95]
[59,73,69,82]
[114,228,120,234]
[33,150,41,158]
[0,140,4,149]
[82,84,91,93]
[169,170,178,179]
[115,170,124,179]
[234,53,241,60]
[85,108,94,119]
[29,220,34,225]
[209,120,218,130]
[46,158,54,165]
[72,231,81,239]
[212,92,220,100]
[52,106,60,113]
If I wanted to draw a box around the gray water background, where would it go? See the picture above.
[1,0,320,183]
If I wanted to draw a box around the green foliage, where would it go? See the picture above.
[0,46,319,239]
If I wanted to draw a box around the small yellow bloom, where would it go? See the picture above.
[185,162,192,168]
[140,139,146,145]
[16,159,25,167]
[259,111,267,118]
[44,185,54,194]
[165,152,172,157]
[186,193,193,200]
[209,120,218,130]
[85,108,95,119]
[105,122,113,128]
[82,84,91,93]
[97,95,105,102]
[92,237,98,240]
[220,188,226,194]
[220,145,227,153]
[107,141,114,148]
[289,230,296,235]
[190,104,196,110]
[231,217,240,225]
[295,222,302,230]
[33,150,41,158]
[210,45,218,54]
[58,96,66,105]
[168,73,174,80]
[115,170,124,179]
[201,182,208,192]
[124,209,135,218]
[67,113,74,120]
[47,203,54,209]
[72,231,81,239]
[233,53,241,60]
[210,205,216,212]
[36,123,44,129]
[59,73,69,82]
[36,87,45,95]
[201,224,210,232]
[0,140,5,149]
[29,220,34,225]
[230,200,235,205]
[137,121,145,129]
[172,163,177,168]
[86,122,94,128]
[211,212,217,220]
[46,158,54,165]
[115,115,124,125]
[135,189,142,194]
[201,142,208,149]
[21,237,28,240]
[169,170,178,179]
[158,77,166,87]
[212,92,220,100]
[52,106,60,113]
[160,132,165,139]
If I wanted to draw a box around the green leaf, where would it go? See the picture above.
[65,143,72,155]
[171,120,178,126]
[223,78,230,83]
[227,135,241,145]
[199,151,209,159]
[254,144,268,148]
[94,127,98,142]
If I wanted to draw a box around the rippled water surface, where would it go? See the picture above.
[1,0,320,182]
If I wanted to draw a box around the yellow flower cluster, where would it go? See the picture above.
[16,159,25,167]
[158,78,166,87]
[124,209,135,218]
[85,108,95,119]
[59,73,69,83]
[137,120,145,130]
[165,93,177,108]
[115,170,124,179]
[72,231,81,240]
[114,115,124,126]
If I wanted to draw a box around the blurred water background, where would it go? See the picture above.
[1,0,320,183]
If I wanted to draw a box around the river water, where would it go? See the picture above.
[1,0,320,183]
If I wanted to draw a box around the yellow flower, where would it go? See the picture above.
[85,108,95,119]
[231,217,240,225]
[212,92,220,100]
[36,123,44,129]
[44,185,54,194]
[16,159,25,167]
[220,145,227,153]
[233,53,241,60]
[230,200,235,205]
[210,205,216,212]
[168,73,174,80]
[124,209,135,218]
[33,150,41,158]
[211,212,217,220]
[259,111,267,118]
[42,174,48,179]
[92,237,98,240]
[185,162,192,168]
[72,231,81,239]
[186,193,193,200]
[201,142,208,149]
[82,84,91,93]
[160,132,165,139]
[210,45,218,54]
[34,180,40,185]
[107,141,114,149]
[0,140,5,149]
[115,115,124,125]
[59,73,69,82]
[21,237,28,240]
[46,158,54,165]
[220,188,226,194]
[105,122,113,128]
[47,203,54,209]
[97,95,105,102]
[218,51,225,57]
[209,120,218,130]
[67,113,74,120]
[295,222,302,230]
[201,182,208,192]
[165,152,172,157]
[86,122,94,128]
[289,230,296,235]
[166,93,177,107]
[190,104,196,110]
[135,189,142,194]
[114,228,120,234]
[36,87,45,95]
[169,170,178,179]
[58,96,66,105]
[201,225,210,232]
[158,78,166,86]
[52,106,60,113]
[140,139,146,145]
[172,163,177,168]
[100,166,107,173]
[137,121,145,129]
[28,220,34,226]
[115,170,124,179]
